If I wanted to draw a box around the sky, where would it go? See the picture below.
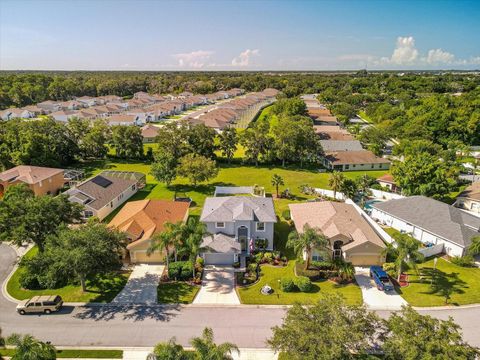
[1,0,479,71]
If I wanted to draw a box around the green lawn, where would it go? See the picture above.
[237,261,362,305]
[157,282,200,304]
[0,349,123,358]
[398,257,480,307]
[7,247,130,303]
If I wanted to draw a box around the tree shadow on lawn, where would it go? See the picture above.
[409,267,468,306]
[274,220,295,259]
[83,272,131,303]
[74,303,181,322]
[158,282,199,304]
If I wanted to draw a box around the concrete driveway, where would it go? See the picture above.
[112,264,164,304]
[354,267,408,310]
[193,265,240,305]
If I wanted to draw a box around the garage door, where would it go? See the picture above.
[203,253,235,265]
[131,251,164,264]
[349,255,383,266]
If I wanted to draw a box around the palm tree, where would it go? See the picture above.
[190,327,239,360]
[179,217,209,279]
[467,236,480,256]
[336,260,355,282]
[328,171,345,199]
[148,221,184,266]
[355,174,373,206]
[150,338,189,360]
[287,224,330,270]
[271,174,285,198]
[339,178,358,200]
[6,333,56,360]
[385,233,424,282]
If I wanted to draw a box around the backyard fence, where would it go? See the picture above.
[369,188,405,201]
[314,188,346,201]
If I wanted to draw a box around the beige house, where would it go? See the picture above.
[455,182,480,215]
[323,150,391,171]
[0,165,65,197]
[289,201,386,266]
[109,199,189,263]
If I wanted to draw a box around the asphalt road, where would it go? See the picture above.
[1,244,479,348]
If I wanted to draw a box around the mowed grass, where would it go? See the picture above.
[7,247,130,303]
[0,349,123,358]
[398,257,480,307]
[157,282,200,304]
[80,159,388,218]
[237,261,362,305]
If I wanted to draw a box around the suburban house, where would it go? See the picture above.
[37,100,62,112]
[323,150,391,171]
[141,124,159,143]
[65,171,145,221]
[319,140,364,152]
[370,196,480,257]
[106,114,144,126]
[109,199,189,263]
[50,110,78,122]
[0,165,65,197]
[454,182,480,215]
[0,108,35,120]
[199,196,277,265]
[377,173,401,193]
[289,202,386,266]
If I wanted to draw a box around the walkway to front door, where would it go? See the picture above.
[193,265,240,305]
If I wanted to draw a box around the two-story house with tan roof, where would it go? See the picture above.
[0,165,66,197]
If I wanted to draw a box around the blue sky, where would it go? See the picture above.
[1,0,479,70]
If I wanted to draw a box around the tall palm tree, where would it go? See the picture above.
[148,221,184,266]
[179,217,209,279]
[150,338,189,360]
[384,233,424,281]
[6,333,56,360]
[328,171,345,200]
[271,174,285,198]
[287,224,330,270]
[190,327,239,360]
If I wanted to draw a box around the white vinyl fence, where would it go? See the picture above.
[314,188,346,201]
[369,188,405,201]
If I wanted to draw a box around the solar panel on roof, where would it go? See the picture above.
[91,176,112,188]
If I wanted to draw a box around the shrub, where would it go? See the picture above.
[282,209,291,220]
[254,252,264,264]
[196,257,204,267]
[295,276,313,292]
[280,278,296,292]
[382,262,397,277]
[247,262,258,274]
[262,252,274,264]
[180,262,194,280]
[19,272,42,290]
[450,255,475,267]
[255,238,268,250]
[168,261,193,280]
[232,261,240,268]
[311,261,334,270]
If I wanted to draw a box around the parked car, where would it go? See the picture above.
[16,295,63,315]
[369,266,394,291]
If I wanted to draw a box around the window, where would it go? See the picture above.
[352,164,356,168]
[84,211,94,218]
[110,201,113,207]
[132,185,136,191]
[216,222,225,228]
[345,165,350,170]
[312,255,323,261]
[256,222,265,231]
[371,164,375,169]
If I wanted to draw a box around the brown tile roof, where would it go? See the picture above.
[458,182,480,201]
[289,201,386,251]
[377,173,396,184]
[109,199,189,249]
[325,150,390,165]
[0,165,64,184]
[141,124,160,138]
[107,114,138,124]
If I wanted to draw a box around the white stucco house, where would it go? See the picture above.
[199,196,277,265]
[370,196,480,257]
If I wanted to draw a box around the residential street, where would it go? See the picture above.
[1,244,479,348]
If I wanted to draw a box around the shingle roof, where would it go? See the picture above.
[0,165,64,184]
[289,202,386,251]
[325,150,390,165]
[372,196,480,247]
[320,140,364,152]
[201,233,241,253]
[68,172,137,210]
[457,182,480,202]
[200,196,277,223]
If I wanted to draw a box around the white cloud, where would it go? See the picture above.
[425,48,455,64]
[231,49,260,67]
[173,50,214,68]
[390,36,419,65]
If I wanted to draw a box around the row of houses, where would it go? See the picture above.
[185,88,279,132]
[302,94,391,172]
[0,89,245,125]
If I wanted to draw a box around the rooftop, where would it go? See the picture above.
[0,165,64,185]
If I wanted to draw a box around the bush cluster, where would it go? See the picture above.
[279,276,313,293]
[168,261,194,280]
[280,278,295,292]
[450,255,475,267]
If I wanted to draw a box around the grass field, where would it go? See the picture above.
[237,261,362,305]
[7,247,130,303]
[157,282,200,304]
[0,349,123,358]
[398,257,480,307]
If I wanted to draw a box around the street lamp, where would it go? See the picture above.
[431,257,438,286]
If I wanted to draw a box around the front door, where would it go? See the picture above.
[238,226,248,252]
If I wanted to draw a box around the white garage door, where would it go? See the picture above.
[204,253,235,265]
